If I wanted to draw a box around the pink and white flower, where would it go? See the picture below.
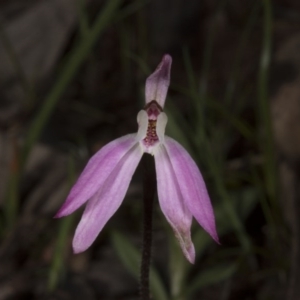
[55,54,218,264]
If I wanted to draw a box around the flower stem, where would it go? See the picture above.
[140,154,156,300]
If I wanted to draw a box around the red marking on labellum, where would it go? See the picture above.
[143,100,162,146]
[143,119,159,146]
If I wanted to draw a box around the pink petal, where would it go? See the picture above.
[155,145,195,263]
[73,143,143,253]
[55,134,137,217]
[164,137,219,243]
[145,54,172,108]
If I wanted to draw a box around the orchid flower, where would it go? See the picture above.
[55,54,218,264]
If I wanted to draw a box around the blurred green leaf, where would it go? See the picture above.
[187,262,238,296]
[224,1,260,106]
[22,0,123,167]
[208,99,255,142]
[215,187,257,237]
[48,155,77,291]
[48,215,75,291]
[4,142,20,229]
[168,228,190,300]
[0,20,35,108]
[76,0,90,37]
[165,103,195,156]
[257,0,277,202]
[193,187,258,254]
[112,231,169,300]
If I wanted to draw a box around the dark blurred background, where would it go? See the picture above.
[1,0,300,299]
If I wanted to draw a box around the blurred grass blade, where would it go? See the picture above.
[224,1,260,106]
[215,187,257,236]
[4,173,19,229]
[187,262,238,296]
[48,155,76,291]
[126,51,150,75]
[112,231,169,300]
[182,48,201,121]
[48,215,75,291]
[169,185,257,300]
[166,96,252,253]
[0,22,27,90]
[21,0,123,167]
[257,0,277,203]
[76,0,90,37]
[119,22,132,86]
[165,104,194,156]
[250,164,278,246]
[182,48,205,143]
[168,228,190,300]
[199,0,227,100]
[114,0,150,22]
[205,142,253,254]
[208,99,255,142]
[137,0,148,63]
[4,138,20,229]
[4,139,20,229]
[171,83,255,143]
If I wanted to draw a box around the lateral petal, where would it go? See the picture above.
[164,137,219,243]
[55,134,137,217]
[145,54,172,108]
[73,143,143,253]
[155,145,195,263]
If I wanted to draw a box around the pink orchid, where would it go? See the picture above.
[55,55,218,264]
